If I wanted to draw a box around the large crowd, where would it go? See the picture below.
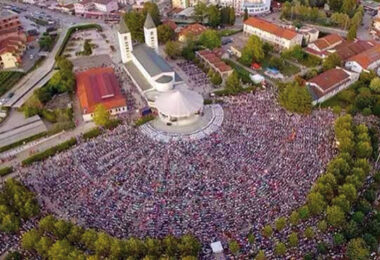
[13,89,337,257]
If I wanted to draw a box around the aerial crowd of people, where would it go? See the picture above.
[11,89,337,257]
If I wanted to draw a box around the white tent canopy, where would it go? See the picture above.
[155,89,204,118]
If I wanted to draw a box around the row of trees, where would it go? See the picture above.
[21,215,201,259]
[0,179,39,233]
[194,3,235,27]
[248,115,375,258]
[278,82,312,114]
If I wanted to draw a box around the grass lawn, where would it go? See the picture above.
[218,29,242,37]
[260,55,300,77]
[0,71,24,96]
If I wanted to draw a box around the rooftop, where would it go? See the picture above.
[334,40,376,61]
[244,17,298,40]
[347,44,380,69]
[179,23,207,37]
[307,68,350,95]
[309,34,343,51]
[76,67,126,114]
[132,44,173,77]
[144,13,156,29]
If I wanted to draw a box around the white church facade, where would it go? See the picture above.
[118,14,204,126]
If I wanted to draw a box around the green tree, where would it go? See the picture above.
[67,225,84,244]
[81,229,98,251]
[326,205,346,227]
[145,238,162,258]
[39,35,53,51]
[278,82,312,114]
[323,53,342,71]
[194,2,207,22]
[328,0,343,12]
[342,0,356,15]
[247,233,255,244]
[165,41,182,59]
[178,234,201,257]
[298,205,310,220]
[21,228,41,251]
[143,2,160,25]
[262,225,273,238]
[240,35,264,65]
[304,226,315,239]
[338,183,357,203]
[243,7,248,21]
[369,77,380,93]
[39,215,57,234]
[48,239,74,260]
[288,232,299,247]
[347,24,357,41]
[229,7,235,25]
[157,24,175,44]
[163,235,178,257]
[93,104,110,127]
[225,71,241,93]
[289,210,300,225]
[333,233,346,246]
[307,192,327,215]
[274,242,286,256]
[317,220,328,232]
[199,30,221,49]
[83,40,92,56]
[275,217,287,231]
[36,236,53,258]
[210,72,222,86]
[228,240,240,255]
[95,232,112,256]
[54,219,72,239]
[124,11,145,42]
[346,238,370,260]
[207,5,221,28]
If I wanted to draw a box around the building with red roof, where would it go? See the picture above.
[306,67,359,105]
[178,23,207,42]
[76,67,127,121]
[345,44,380,74]
[196,49,233,79]
[243,17,302,49]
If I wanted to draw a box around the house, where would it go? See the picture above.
[172,0,189,9]
[334,40,376,61]
[178,23,207,42]
[306,67,359,105]
[304,34,343,58]
[76,67,127,121]
[345,45,380,74]
[297,27,319,45]
[243,17,302,49]
[196,49,233,79]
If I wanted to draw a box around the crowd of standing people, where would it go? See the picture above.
[3,89,337,257]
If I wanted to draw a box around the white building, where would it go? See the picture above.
[118,15,206,125]
[345,45,380,74]
[74,0,119,15]
[243,17,302,49]
[307,67,359,105]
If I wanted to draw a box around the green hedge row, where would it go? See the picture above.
[83,128,102,140]
[22,138,77,166]
[0,167,13,177]
[56,24,103,59]
[134,115,155,127]
[0,132,47,153]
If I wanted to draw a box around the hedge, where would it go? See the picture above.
[56,24,103,59]
[0,167,13,177]
[134,115,155,127]
[83,128,102,140]
[22,138,77,166]
[0,132,47,153]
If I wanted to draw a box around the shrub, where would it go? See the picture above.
[83,128,102,140]
[134,115,155,127]
[0,167,13,177]
[22,138,77,166]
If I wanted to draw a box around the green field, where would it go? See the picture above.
[0,71,24,97]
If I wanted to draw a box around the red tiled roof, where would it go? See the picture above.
[334,40,375,60]
[311,34,343,51]
[347,45,380,69]
[76,67,126,114]
[179,23,207,37]
[162,20,177,31]
[308,68,350,93]
[244,17,298,40]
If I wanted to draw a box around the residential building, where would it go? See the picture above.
[297,27,319,45]
[74,0,119,16]
[196,49,233,79]
[345,45,380,74]
[243,17,302,49]
[240,0,271,15]
[172,0,189,9]
[304,34,343,58]
[307,67,359,105]
[178,23,207,42]
[76,67,127,121]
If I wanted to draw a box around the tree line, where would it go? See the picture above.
[20,215,201,259]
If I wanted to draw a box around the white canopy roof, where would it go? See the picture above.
[210,241,223,253]
[155,89,203,118]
